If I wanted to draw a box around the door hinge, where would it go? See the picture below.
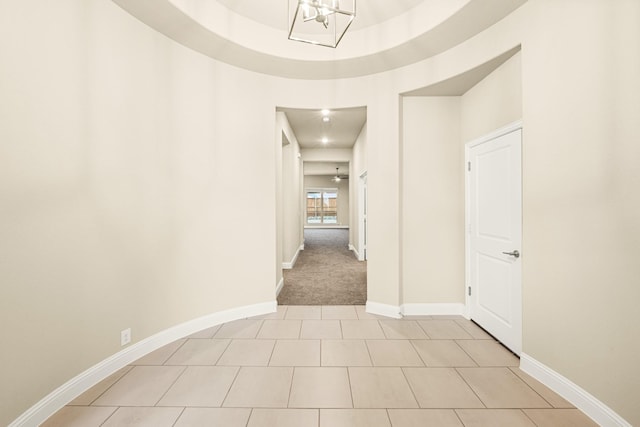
[467,161,471,172]
[468,286,472,296]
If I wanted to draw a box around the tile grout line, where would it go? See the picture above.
[265,339,278,366]
[399,367,422,409]
[452,408,466,426]
[520,408,540,426]
[384,408,393,427]
[408,339,429,367]
[169,407,186,427]
[213,338,234,366]
[86,366,134,407]
[219,366,243,408]
[415,320,433,339]
[345,365,356,410]
[152,365,188,407]
[454,367,488,409]
[286,367,296,408]
[253,319,266,339]
[453,339,481,367]
[161,339,189,365]
[363,335,375,366]
[97,407,119,427]
[507,366,557,409]
[244,408,253,427]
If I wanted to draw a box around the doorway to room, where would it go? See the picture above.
[278,160,366,305]
[275,106,368,305]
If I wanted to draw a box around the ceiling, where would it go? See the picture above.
[113,0,527,79]
[304,162,350,177]
[277,46,519,151]
[112,0,525,158]
[215,0,426,32]
[402,46,520,96]
[279,106,366,149]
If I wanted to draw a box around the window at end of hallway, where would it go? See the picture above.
[306,190,337,224]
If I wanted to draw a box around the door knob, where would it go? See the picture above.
[502,250,520,258]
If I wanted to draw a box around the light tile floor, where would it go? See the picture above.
[42,305,598,427]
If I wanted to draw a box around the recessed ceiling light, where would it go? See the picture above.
[322,116,330,122]
[321,109,330,116]
[322,137,328,144]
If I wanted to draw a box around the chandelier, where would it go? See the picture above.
[288,0,356,48]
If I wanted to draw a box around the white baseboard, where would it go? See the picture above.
[8,301,277,427]
[348,244,360,259]
[276,277,284,296]
[520,353,631,427]
[401,303,465,317]
[282,244,304,269]
[366,301,402,319]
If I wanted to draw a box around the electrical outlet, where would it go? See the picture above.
[120,328,131,346]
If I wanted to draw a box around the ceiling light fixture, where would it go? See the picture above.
[322,116,330,122]
[332,167,341,182]
[288,0,356,48]
[322,137,329,144]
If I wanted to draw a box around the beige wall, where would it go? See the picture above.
[399,53,522,305]
[303,175,350,227]
[520,1,639,424]
[0,1,277,424]
[401,97,463,303]
[461,52,523,142]
[2,0,639,425]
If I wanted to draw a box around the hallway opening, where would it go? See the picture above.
[276,106,368,305]
[278,228,366,305]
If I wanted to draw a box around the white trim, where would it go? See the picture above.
[8,301,276,427]
[348,244,360,259]
[276,277,284,296]
[282,244,304,269]
[365,301,402,319]
[358,172,367,262]
[304,225,349,229]
[520,353,632,427]
[464,142,471,319]
[466,120,523,148]
[401,303,465,317]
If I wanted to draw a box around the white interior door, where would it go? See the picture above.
[467,125,522,355]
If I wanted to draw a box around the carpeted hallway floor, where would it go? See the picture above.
[277,229,366,305]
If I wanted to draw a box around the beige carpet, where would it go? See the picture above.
[277,229,367,305]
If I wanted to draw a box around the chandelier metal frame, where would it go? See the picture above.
[288,0,356,48]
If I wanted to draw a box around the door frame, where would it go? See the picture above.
[464,120,523,326]
[358,171,368,261]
